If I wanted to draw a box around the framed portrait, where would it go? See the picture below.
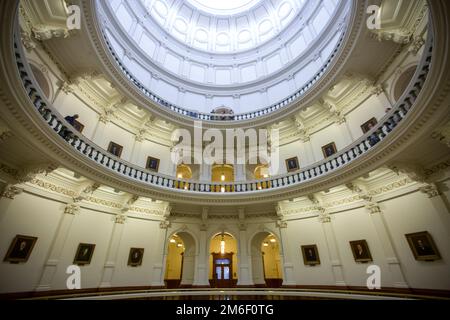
[285,157,300,172]
[72,120,85,133]
[361,117,378,134]
[128,248,145,267]
[322,142,337,158]
[405,231,441,261]
[107,142,123,158]
[3,235,38,263]
[73,243,96,266]
[350,240,373,263]
[146,156,160,172]
[301,245,320,266]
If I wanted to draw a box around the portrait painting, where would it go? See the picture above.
[128,248,145,267]
[350,240,373,263]
[285,157,300,172]
[3,235,38,263]
[72,120,85,133]
[405,231,441,261]
[73,243,96,266]
[107,142,123,158]
[322,142,337,158]
[361,117,378,134]
[146,156,160,172]
[301,245,320,266]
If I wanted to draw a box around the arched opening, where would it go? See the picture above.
[164,232,196,288]
[253,164,271,189]
[30,64,51,99]
[209,233,238,287]
[175,164,193,190]
[211,164,234,192]
[251,232,283,288]
[393,66,417,102]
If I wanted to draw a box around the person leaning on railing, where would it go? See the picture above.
[59,114,79,140]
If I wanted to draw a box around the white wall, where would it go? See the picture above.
[1,182,449,294]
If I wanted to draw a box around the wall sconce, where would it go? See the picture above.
[220,233,225,254]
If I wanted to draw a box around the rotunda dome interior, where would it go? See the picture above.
[0,0,449,302]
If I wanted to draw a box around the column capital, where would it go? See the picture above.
[276,219,288,229]
[419,184,441,198]
[114,214,127,224]
[365,202,382,214]
[160,220,171,229]
[318,208,331,223]
[1,185,24,200]
[64,203,80,215]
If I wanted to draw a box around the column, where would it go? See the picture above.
[319,212,347,286]
[35,203,79,291]
[151,220,170,287]
[99,214,127,288]
[277,220,296,286]
[90,117,108,144]
[420,185,450,233]
[237,225,253,286]
[193,225,210,287]
[200,163,211,182]
[234,164,246,182]
[366,203,409,288]
[130,135,144,164]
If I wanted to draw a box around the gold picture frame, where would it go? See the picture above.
[322,142,337,158]
[285,157,299,172]
[361,117,378,134]
[3,235,38,263]
[146,156,160,172]
[107,142,123,158]
[350,240,373,263]
[73,243,96,266]
[301,245,320,266]
[128,248,145,267]
[405,231,441,261]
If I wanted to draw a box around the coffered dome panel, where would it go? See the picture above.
[100,0,349,114]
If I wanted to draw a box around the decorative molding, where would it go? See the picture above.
[419,184,441,198]
[1,185,23,199]
[64,203,80,215]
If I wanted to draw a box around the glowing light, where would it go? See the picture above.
[177,174,183,179]
[220,233,226,254]
[221,173,226,181]
[170,239,176,243]
[221,187,225,193]
[270,238,276,243]
[263,242,269,247]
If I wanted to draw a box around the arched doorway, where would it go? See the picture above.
[175,164,193,190]
[164,232,196,288]
[250,232,283,288]
[209,233,238,287]
[211,164,234,192]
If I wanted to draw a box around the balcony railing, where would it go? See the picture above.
[13,22,433,194]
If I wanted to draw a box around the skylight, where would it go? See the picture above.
[187,0,262,15]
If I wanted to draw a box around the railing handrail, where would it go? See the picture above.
[12,16,433,194]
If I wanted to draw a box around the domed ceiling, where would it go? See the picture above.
[142,0,306,53]
[99,0,350,114]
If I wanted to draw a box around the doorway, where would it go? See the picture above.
[251,232,283,288]
[210,233,238,287]
[164,232,196,288]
